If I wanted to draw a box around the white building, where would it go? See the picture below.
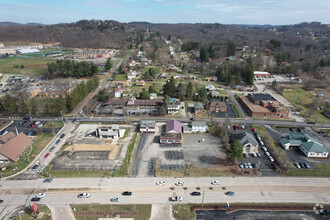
[191,121,208,133]
[140,121,155,133]
[167,104,180,114]
[96,125,125,139]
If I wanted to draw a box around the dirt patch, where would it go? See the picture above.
[64,144,120,159]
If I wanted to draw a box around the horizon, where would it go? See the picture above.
[0,0,329,25]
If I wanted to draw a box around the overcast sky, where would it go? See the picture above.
[0,0,329,25]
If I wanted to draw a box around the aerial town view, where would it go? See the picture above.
[0,0,329,220]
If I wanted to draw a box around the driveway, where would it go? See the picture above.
[49,205,76,220]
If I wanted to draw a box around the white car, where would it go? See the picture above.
[211,181,220,185]
[175,182,184,186]
[156,181,165,185]
[262,147,267,152]
[247,163,252,169]
[35,121,40,125]
[36,193,45,197]
[78,193,90,198]
[265,151,270,157]
[268,156,274,162]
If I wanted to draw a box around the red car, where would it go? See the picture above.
[252,128,256,132]
[29,123,36,128]
[44,153,50,158]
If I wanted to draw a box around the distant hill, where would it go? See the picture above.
[0,21,45,27]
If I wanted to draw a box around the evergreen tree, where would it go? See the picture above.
[199,47,209,63]
[148,85,157,94]
[245,57,255,85]
[104,57,113,71]
[186,82,193,100]
[3,94,17,114]
[139,89,150,99]
[226,41,236,56]
[227,140,243,162]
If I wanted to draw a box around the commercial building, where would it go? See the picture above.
[209,101,227,113]
[280,133,328,158]
[231,132,259,155]
[160,120,182,144]
[96,125,125,139]
[140,121,156,133]
[238,93,290,119]
[0,132,32,162]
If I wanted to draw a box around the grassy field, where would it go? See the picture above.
[72,204,151,220]
[0,57,55,75]
[173,204,196,220]
[287,164,330,177]
[156,163,239,177]
[14,205,51,220]
[43,121,64,129]
[0,133,53,177]
[283,86,330,123]
[113,74,127,81]
[48,170,111,178]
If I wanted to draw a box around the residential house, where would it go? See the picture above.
[209,101,227,113]
[188,75,197,80]
[233,85,242,91]
[114,86,123,98]
[210,91,220,97]
[194,103,204,114]
[127,70,139,80]
[150,93,157,100]
[231,132,259,154]
[173,75,185,80]
[168,64,178,71]
[160,120,182,144]
[280,133,328,158]
[167,104,180,114]
[0,132,32,163]
[191,121,208,133]
[135,80,145,86]
[159,73,166,79]
[205,76,217,81]
[140,121,156,133]
[205,84,216,91]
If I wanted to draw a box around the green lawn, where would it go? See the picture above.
[173,204,196,220]
[72,204,151,220]
[113,74,127,81]
[287,164,330,177]
[43,121,64,129]
[14,205,51,220]
[0,134,53,177]
[283,87,330,123]
[48,170,111,178]
[0,57,55,75]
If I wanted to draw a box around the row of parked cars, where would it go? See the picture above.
[239,162,258,169]
[294,162,311,169]
[262,146,274,162]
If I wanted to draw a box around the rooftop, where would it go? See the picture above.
[141,121,155,128]
[249,93,276,101]
[165,120,182,133]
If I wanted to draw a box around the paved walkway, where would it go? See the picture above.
[150,204,175,220]
[49,205,76,220]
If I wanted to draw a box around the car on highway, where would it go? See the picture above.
[36,193,45,198]
[31,197,41,202]
[156,181,165,185]
[122,191,132,196]
[43,178,53,183]
[55,139,61,144]
[211,180,220,185]
[60,134,65,139]
[110,197,119,202]
[49,146,55,152]
[175,182,184,186]
[225,191,235,196]
[191,192,201,196]
[44,153,50,158]
[78,193,90,198]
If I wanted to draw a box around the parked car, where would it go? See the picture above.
[110,197,119,202]
[211,180,220,185]
[156,181,165,185]
[265,152,270,157]
[37,124,43,128]
[262,147,267,152]
[175,182,184,186]
[244,163,248,169]
[32,164,39,171]
[122,191,132,196]
[256,152,261,157]
[60,134,65,138]
[268,156,274,162]
[43,178,53,183]
[239,163,244,169]
[294,162,301,169]
[225,191,235,196]
[55,139,61,144]
[35,121,40,125]
[304,162,310,169]
[252,164,257,169]
[50,146,55,152]
[250,153,257,158]
[252,128,256,132]
[44,153,50,158]
[31,197,41,202]
[191,192,201,196]
[299,163,304,168]
[77,193,90,198]
[0,200,3,204]
[247,163,252,169]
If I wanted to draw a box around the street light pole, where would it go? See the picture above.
[201,189,206,207]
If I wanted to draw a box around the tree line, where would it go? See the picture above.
[0,75,99,116]
[46,60,99,78]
